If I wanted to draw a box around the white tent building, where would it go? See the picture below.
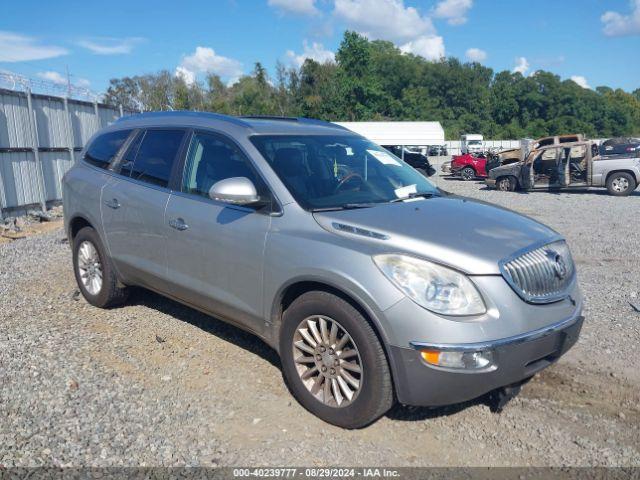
[334,121,445,147]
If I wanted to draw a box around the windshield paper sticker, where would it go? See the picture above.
[394,184,417,199]
[367,149,401,166]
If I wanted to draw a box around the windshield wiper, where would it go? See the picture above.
[389,192,440,203]
[310,203,378,212]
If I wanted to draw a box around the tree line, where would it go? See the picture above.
[104,31,640,140]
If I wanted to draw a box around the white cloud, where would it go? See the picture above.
[37,70,91,89]
[601,0,640,36]
[268,0,319,15]
[77,37,144,55]
[175,46,244,86]
[0,31,68,62]
[286,40,335,68]
[333,0,435,43]
[37,71,66,85]
[570,75,591,89]
[175,66,196,86]
[465,47,486,62]
[432,0,473,26]
[512,56,529,74]
[400,35,445,61]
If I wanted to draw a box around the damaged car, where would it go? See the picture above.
[486,140,640,196]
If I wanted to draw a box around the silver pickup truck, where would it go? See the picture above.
[486,140,640,196]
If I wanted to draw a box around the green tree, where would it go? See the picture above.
[102,30,640,139]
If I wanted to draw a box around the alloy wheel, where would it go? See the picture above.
[292,315,363,408]
[77,240,103,295]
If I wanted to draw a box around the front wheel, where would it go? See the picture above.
[606,172,636,196]
[496,176,516,192]
[460,167,475,181]
[280,291,394,428]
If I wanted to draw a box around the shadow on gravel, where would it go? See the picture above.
[125,287,281,369]
[386,393,494,422]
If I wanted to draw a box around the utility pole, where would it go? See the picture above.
[65,65,71,98]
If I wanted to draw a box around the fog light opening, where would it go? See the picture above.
[420,349,494,370]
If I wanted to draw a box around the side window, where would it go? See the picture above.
[569,145,587,163]
[182,132,265,200]
[119,130,144,177]
[127,129,185,188]
[84,130,132,169]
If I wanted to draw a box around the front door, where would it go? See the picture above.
[164,131,272,334]
[101,128,186,290]
[530,147,561,189]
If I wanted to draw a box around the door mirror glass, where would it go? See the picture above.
[209,177,261,205]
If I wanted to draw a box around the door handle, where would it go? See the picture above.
[104,198,121,209]
[169,218,189,231]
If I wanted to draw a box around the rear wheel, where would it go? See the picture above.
[280,291,394,428]
[460,167,475,181]
[496,176,516,192]
[606,172,636,196]
[72,227,129,308]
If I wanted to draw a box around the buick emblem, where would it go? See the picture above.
[546,251,567,279]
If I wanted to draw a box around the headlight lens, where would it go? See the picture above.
[374,254,486,315]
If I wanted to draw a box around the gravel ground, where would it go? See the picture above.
[1,168,639,467]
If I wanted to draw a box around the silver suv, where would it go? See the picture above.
[63,112,583,428]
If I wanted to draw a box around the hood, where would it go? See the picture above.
[313,195,560,275]
[489,162,520,178]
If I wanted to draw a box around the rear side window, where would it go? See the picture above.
[126,129,185,188]
[84,130,132,169]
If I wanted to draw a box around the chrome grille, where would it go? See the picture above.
[500,241,575,304]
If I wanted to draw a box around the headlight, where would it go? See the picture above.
[373,254,486,316]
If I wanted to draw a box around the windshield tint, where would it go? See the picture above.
[250,135,438,210]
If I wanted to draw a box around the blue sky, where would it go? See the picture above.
[1,0,639,96]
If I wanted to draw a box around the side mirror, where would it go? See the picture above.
[209,177,261,205]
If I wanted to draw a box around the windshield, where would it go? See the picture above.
[467,140,482,145]
[250,135,439,210]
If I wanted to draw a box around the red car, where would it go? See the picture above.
[450,153,487,180]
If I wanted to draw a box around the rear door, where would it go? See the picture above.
[101,128,187,290]
[163,130,273,334]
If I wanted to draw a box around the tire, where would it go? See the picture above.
[460,167,475,181]
[496,176,516,192]
[280,291,394,428]
[606,172,636,197]
[72,226,129,308]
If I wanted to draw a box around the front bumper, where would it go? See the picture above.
[485,178,496,187]
[389,314,583,407]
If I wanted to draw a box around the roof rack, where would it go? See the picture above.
[240,116,349,130]
[240,115,299,121]
[116,110,250,127]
